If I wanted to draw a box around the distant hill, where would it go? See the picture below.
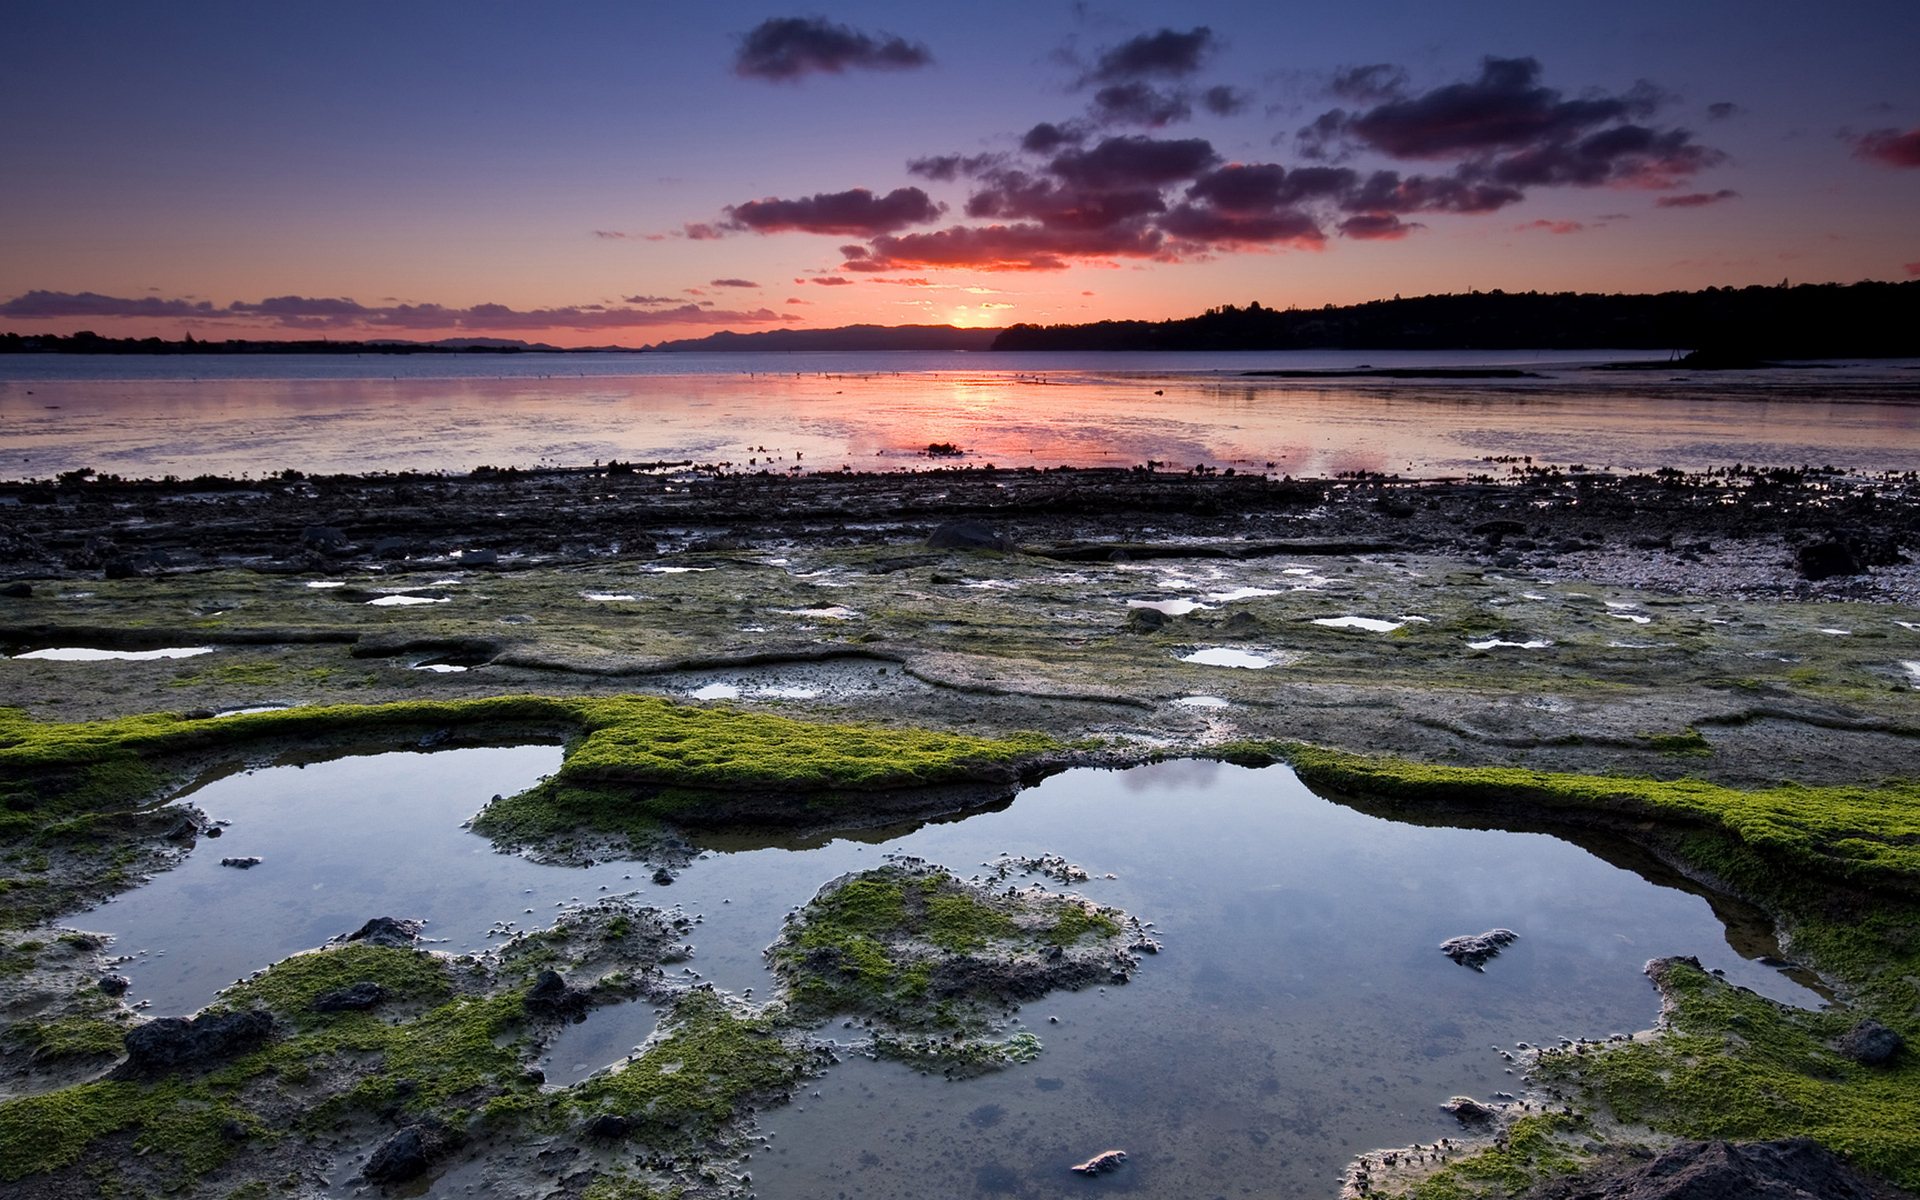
[648,324,1002,353]
[0,332,642,355]
[989,280,1920,357]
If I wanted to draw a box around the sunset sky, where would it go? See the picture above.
[3,1,1916,346]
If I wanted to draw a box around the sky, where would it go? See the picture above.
[2,0,1916,347]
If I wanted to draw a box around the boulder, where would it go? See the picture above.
[1070,1150,1127,1176]
[1835,1019,1904,1066]
[524,969,590,1019]
[584,1113,632,1140]
[300,525,350,552]
[927,520,1015,553]
[1518,1137,1913,1200]
[219,856,262,869]
[1797,540,1862,580]
[1125,607,1169,632]
[363,1125,434,1185]
[98,974,131,997]
[1442,1096,1498,1126]
[121,1010,273,1075]
[0,581,32,599]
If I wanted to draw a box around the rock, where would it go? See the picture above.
[300,525,350,552]
[344,916,424,948]
[1071,1149,1127,1176]
[524,969,590,1019]
[651,867,675,885]
[1440,928,1518,970]
[926,520,1014,553]
[1442,1096,1499,1126]
[1473,519,1528,537]
[1797,539,1862,580]
[456,547,498,565]
[164,816,203,840]
[98,974,132,996]
[314,981,389,1013]
[1222,610,1263,636]
[1518,1137,1913,1200]
[1835,1019,1904,1066]
[0,581,31,598]
[363,1124,437,1185]
[219,856,262,869]
[103,556,144,579]
[1125,607,1168,632]
[371,535,410,559]
[583,1113,632,1139]
[121,1010,273,1075]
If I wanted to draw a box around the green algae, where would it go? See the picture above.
[1044,904,1121,946]
[1534,960,1920,1189]
[568,990,811,1139]
[1397,1113,1592,1199]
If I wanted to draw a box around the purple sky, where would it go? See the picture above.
[3,1,1916,345]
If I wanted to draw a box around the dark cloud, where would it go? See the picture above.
[0,291,791,331]
[1048,135,1219,189]
[1485,124,1721,189]
[1338,214,1421,240]
[808,276,855,286]
[1706,102,1741,120]
[1655,189,1739,208]
[905,153,1002,182]
[1329,64,1409,105]
[1091,83,1191,127]
[621,295,680,305]
[1201,85,1248,116]
[1344,169,1524,214]
[724,187,945,236]
[1157,204,1324,248]
[1515,219,1586,233]
[1333,57,1658,159]
[964,171,1167,231]
[592,230,630,240]
[1855,128,1920,168]
[682,223,725,240]
[1021,122,1085,154]
[709,278,762,288]
[785,297,811,304]
[1186,163,1356,212]
[850,223,1167,272]
[734,17,932,82]
[1087,27,1215,83]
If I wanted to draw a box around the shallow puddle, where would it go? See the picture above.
[1180,647,1273,668]
[78,750,1824,1198]
[10,646,215,661]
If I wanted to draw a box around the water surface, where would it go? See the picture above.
[81,748,1821,1197]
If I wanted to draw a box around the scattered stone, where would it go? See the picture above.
[120,1010,273,1075]
[219,856,262,869]
[98,974,131,996]
[583,1113,632,1140]
[1071,1149,1127,1176]
[300,525,349,552]
[1440,928,1518,970]
[313,981,388,1013]
[343,916,424,948]
[1835,1018,1904,1066]
[926,520,1014,553]
[362,1123,444,1185]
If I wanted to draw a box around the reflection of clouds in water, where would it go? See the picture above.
[1120,757,1222,792]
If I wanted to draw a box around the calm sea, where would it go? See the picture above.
[3,349,1918,481]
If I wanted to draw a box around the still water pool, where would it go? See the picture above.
[83,747,1820,1197]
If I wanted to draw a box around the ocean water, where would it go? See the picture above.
[3,350,1918,481]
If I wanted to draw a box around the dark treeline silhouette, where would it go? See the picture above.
[989,280,1920,357]
[0,332,638,355]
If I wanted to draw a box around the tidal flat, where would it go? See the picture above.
[2,465,1919,1198]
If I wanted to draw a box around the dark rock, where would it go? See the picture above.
[103,556,144,579]
[1,581,34,598]
[314,981,389,1013]
[525,969,590,1019]
[219,856,262,869]
[204,824,222,838]
[417,728,452,748]
[1440,928,1518,971]
[363,1125,434,1185]
[164,816,202,840]
[1222,610,1263,636]
[1516,1137,1914,1200]
[344,916,424,948]
[651,867,675,885]
[1442,1096,1499,1126]
[1124,606,1168,632]
[120,1010,273,1075]
[1070,1149,1127,1176]
[300,525,350,552]
[584,1113,632,1139]
[927,520,1015,553]
[371,536,410,559]
[98,974,131,996]
[1835,1019,1904,1066]
[219,1118,249,1142]
[1797,540,1862,580]
[456,547,498,565]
